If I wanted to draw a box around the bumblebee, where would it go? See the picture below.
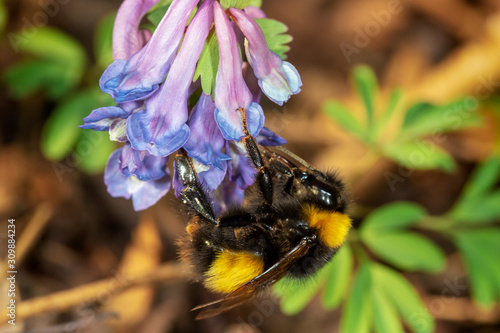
[175,119,351,319]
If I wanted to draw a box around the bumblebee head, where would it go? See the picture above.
[293,169,348,213]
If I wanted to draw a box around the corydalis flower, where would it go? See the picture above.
[126,0,215,157]
[100,0,200,102]
[213,1,264,141]
[105,148,171,211]
[230,8,302,105]
[83,0,300,211]
[112,0,158,60]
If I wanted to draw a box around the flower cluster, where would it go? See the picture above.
[81,0,301,211]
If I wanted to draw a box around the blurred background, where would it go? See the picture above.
[1,0,500,332]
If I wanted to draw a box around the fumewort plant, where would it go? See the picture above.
[81,0,301,210]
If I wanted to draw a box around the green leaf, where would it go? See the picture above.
[41,88,114,160]
[451,156,500,224]
[274,271,327,315]
[4,60,71,99]
[372,288,404,333]
[323,100,367,141]
[454,230,500,308]
[275,258,334,315]
[340,263,373,333]
[255,18,292,60]
[147,0,174,26]
[248,0,262,7]
[362,231,446,272]
[220,0,252,9]
[361,201,426,232]
[4,27,87,99]
[353,65,378,130]
[401,99,481,140]
[17,26,87,63]
[459,156,500,201]
[193,31,219,96]
[383,141,456,172]
[147,1,196,27]
[94,12,115,70]
[322,245,354,310]
[0,0,7,32]
[78,131,116,174]
[372,264,434,333]
[374,88,403,140]
[452,191,500,224]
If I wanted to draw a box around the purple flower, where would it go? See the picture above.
[83,0,300,212]
[226,141,257,190]
[126,0,215,157]
[105,148,171,211]
[80,106,132,142]
[183,93,231,169]
[194,159,228,193]
[100,0,201,103]
[213,1,265,141]
[243,6,266,19]
[256,127,287,146]
[113,0,159,60]
[81,106,129,131]
[119,143,168,181]
[230,8,302,105]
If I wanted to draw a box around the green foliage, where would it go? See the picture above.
[340,262,373,333]
[0,0,7,32]
[449,156,500,224]
[147,1,197,27]
[147,0,174,26]
[323,65,482,172]
[453,229,500,309]
[360,202,446,272]
[273,245,354,315]
[324,100,368,141]
[41,88,114,161]
[255,18,292,60]
[340,262,434,333]
[3,27,87,99]
[371,264,434,333]
[194,31,220,96]
[4,16,116,174]
[219,0,262,9]
[363,231,446,273]
[322,246,353,310]
[353,65,378,131]
[383,141,456,172]
[274,266,329,315]
[248,0,262,7]
[94,12,116,70]
[220,0,253,9]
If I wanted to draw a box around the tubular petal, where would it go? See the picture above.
[100,0,200,102]
[213,2,264,141]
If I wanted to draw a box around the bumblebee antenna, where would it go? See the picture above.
[275,146,319,173]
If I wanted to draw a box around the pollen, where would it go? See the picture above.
[303,205,352,248]
[204,251,264,294]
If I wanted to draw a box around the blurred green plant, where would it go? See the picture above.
[274,66,500,332]
[0,0,7,33]
[324,66,482,172]
[3,13,117,173]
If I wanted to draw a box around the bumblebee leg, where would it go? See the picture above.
[261,149,297,195]
[175,151,218,225]
[239,109,274,210]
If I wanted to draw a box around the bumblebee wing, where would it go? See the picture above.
[193,288,256,320]
[193,237,314,319]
